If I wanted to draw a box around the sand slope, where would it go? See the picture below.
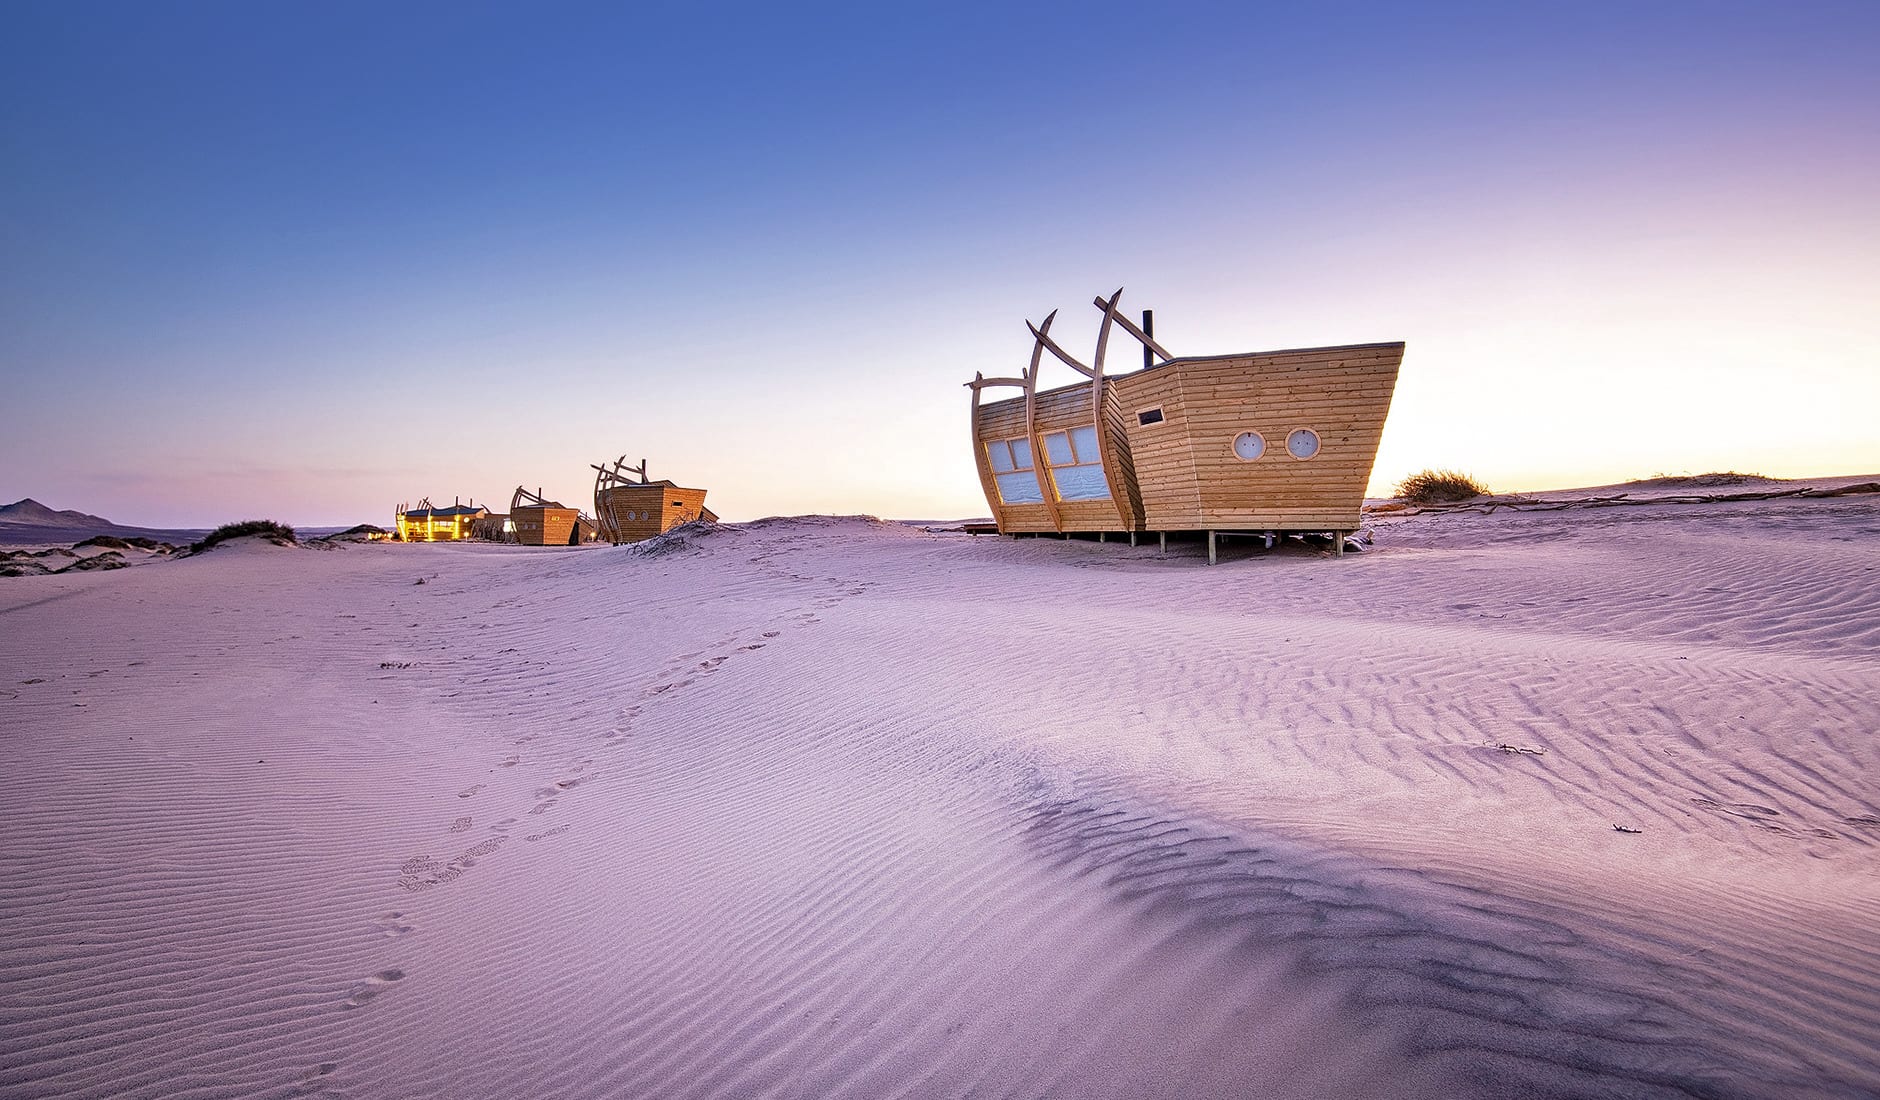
[2,492,1877,1098]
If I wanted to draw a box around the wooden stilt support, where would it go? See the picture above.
[1099,532,1106,543]
[1208,530,1217,566]
[1129,531,1138,547]
[1159,532,1166,554]
[1335,530,1347,558]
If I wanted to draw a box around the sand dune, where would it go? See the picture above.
[2,489,1877,1098]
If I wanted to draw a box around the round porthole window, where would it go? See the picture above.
[1232,431,1266,461]
[1287,428,1321,459]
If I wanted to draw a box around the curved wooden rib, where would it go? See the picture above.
[967,369,1036,533]
[591,464,614,542]
[589,455,653,544]
[512,485,558,511]
[964,309,1068,533]
[970,291,1180,535]
[590,456,649,491]
[1023,311,1063,532]
[1090,288,1133,530]
[1026,317,1095,378]
[967,373,1006,532]
[1091,295,1171,362]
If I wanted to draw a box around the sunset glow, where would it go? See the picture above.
[3,2,1875,525]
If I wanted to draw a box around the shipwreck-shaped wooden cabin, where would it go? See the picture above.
[509,486,582,546]
[967,290,1402,561]
[591,456,717,545]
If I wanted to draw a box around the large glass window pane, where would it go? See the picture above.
[995,470,1045,504]
[1010,437,1033,470]
[1043,431,1075,466]
[1068,425,1100,463]
[1052,464,1111,501]
[987,440,1015,473]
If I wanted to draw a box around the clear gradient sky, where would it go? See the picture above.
[3,1,1876,526]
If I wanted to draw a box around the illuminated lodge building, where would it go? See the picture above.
[394,497,490,542]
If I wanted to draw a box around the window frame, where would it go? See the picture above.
[1286,428,1322,460]
[1232,430,1266,462]
[1040,425,1111,502]
[985,436,1035,474]
[985,435,1045,505]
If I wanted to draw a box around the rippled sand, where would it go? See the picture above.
[2,484,1877,1098]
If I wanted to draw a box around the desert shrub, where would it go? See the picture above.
[193,520,298,552]
[1395,469,1488,505]
[73,535,130,550]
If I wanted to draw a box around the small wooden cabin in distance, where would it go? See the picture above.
[591,456,717,545]
[966,290,1403,563]
[509,486,584,546]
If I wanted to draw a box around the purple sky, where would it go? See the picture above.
[3,1,1876,526]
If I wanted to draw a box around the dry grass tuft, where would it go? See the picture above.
[194,520,298,552]
[1395,469,1489,505]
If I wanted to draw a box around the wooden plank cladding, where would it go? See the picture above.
[512,505,580,546]
[594,484,711,544]
[967,290,1402,552]
[507,486,589,547]
[590,455,717,545]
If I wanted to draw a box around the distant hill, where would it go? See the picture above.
[0,498,205,547]
[0,498,115,529]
